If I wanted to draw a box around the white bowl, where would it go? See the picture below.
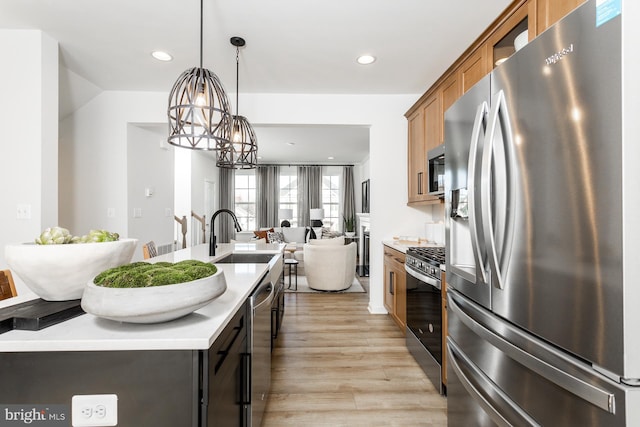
[5,238,138,301]
[81,268,227,323]
[514,30,528,51]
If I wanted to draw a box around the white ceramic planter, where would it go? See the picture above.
[81,268,227,323]
[5,238,138,301]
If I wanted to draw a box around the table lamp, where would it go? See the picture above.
[279,208,293,227]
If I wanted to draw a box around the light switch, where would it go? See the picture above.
[133,208,142,218]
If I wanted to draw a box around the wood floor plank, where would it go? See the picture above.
[263,279,447,426]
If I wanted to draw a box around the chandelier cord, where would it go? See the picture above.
[235,46,240,117]
[199,0,204,70]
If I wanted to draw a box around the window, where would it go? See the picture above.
[322,169,341,231]
[234,170,256,231]
[279,168,298,227]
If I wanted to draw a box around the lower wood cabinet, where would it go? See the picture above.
[383,245,407,332]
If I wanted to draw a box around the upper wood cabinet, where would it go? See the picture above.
[407,93,442,205]
[459,44,489,94]
[441,72,461,115]
[537,0,586,34]
[407,108,425,204]
[488,0,536,70]
[406,0,583,206]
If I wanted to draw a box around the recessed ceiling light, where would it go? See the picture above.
[357,55,376,65]
[286,142,295,146]
[328,156,335,160]
[151,51,173,62]
[257,156,263,160]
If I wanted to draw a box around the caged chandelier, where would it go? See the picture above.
[167,0,232,150]
[216,36,258,169]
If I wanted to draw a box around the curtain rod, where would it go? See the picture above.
[257,163,355,167]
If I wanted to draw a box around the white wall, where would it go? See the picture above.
[0,30,58,297]
[59,91,168,237]
[60,91,434,314]
[127,125,175,262]
[190,151,219,245]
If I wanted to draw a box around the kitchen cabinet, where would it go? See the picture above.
[537,0,586,34]
[488,0,536,70]
[407,108,425,204]
[407,94,442,205]
[204,301,249,427]
[383,245,407,332]
[459,44,489,94]
[441,72,461,116]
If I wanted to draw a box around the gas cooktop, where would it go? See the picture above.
[407,246,445,265]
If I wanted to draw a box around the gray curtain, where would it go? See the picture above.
[297,165,322,226]
[218,168,235,243]
[342,166,356,232]
[256,165,280,227]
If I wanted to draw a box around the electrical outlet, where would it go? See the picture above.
[16,204,31,220]
[71,394,117,426]
[133,208,142,218]
[107,208,115,218]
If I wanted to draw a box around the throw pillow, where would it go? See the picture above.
[253,228,274,242]
[267,231,285,243]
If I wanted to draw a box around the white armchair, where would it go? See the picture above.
[303,238,357,291]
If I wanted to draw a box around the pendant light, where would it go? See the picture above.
[216,36,258,169]
[167,0,231,150]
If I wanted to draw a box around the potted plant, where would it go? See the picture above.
[343,215,356,237]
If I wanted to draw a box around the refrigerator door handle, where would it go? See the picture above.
[448,338,541,427]
[449,291,616,414]
[480,90,516,290]
[467,101,489,285]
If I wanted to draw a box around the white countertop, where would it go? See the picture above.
[382,239,442,254]
[0,242,284,352]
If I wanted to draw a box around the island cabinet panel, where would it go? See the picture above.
[202,301,249,427]
[0,301,250,427]
[0,350,200,426]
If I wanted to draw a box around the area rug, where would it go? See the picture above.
[284,275,365,293]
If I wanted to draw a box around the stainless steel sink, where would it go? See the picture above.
[215,253,276,264]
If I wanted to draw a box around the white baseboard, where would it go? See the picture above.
[367,303,388,315]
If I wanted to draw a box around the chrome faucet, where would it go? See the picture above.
[210,209,242,256]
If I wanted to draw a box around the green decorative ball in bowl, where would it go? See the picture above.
[81,260,227,323]
[5,234,138,301]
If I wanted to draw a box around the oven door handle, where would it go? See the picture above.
[405,265,441,290]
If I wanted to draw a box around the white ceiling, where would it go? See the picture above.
[1,0,511,164]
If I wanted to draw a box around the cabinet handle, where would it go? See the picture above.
[417,172,423,195]
[389,271,395,295]
[241,352,251,405]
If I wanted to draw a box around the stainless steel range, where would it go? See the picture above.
[405,246,445,395]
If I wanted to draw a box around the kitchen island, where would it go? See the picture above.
[0,242,284,427]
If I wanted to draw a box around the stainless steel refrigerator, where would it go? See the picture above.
[444,0,640,425]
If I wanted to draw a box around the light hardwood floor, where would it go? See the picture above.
[263,280,447,426]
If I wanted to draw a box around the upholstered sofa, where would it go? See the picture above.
[303,237,357,291]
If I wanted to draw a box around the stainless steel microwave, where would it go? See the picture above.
[427,144,445,196]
